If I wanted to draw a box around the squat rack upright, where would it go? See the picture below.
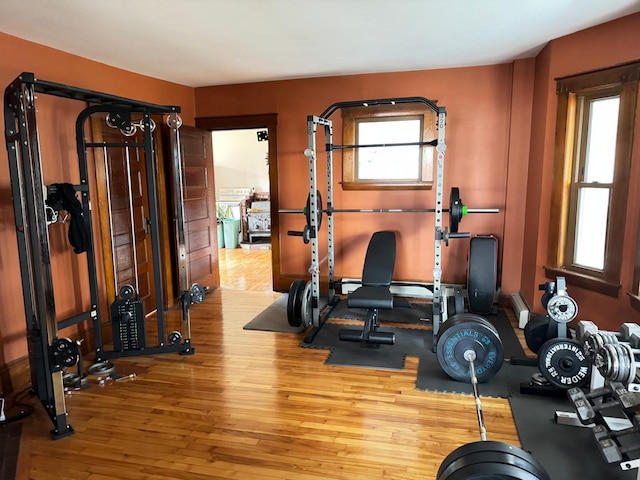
[300,97,461,343]
[4,72,196,438]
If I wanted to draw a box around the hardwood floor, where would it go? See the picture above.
[218,247,274,292]
[14,249,526,480]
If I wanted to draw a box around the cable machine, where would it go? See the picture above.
[288,97,483,346]
[4,72,199,438]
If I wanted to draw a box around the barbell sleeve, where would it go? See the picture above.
[465,208,499,214]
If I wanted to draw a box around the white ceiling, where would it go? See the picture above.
[1,0,639,88]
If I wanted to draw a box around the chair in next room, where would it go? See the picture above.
[339,230,397,346]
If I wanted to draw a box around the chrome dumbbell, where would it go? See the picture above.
[577,322,640,385]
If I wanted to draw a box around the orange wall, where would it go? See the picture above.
[0,32,196,368]
[196,64,531,294]
[3,11,640,371]
[525,12,640,329]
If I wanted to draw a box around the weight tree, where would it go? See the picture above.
[3,72,197,438]
[293,97,473,344]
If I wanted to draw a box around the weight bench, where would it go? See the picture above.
[339,231,397,346]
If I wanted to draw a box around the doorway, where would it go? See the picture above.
[212,128,272,290]
[195,113,281,292]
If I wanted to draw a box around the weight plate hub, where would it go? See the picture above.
[437,441,551,480]
[436,313,504,383]
[538,338,590,389]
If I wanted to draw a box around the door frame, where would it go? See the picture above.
[195,114,284,290]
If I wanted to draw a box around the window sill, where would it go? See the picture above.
[628,292,640,312]
[341,181,433,191]
[543,266,621,298]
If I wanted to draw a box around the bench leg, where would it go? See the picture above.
[339,309,395,346]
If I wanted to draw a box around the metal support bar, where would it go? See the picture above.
[330,139,438,150]
[432,108,447,342]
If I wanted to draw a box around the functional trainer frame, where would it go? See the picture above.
[300,97,455,343]
[4,72,194,438]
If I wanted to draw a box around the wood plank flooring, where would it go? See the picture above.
[14,248,527,479]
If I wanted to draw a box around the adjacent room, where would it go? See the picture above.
[1,1,640,479]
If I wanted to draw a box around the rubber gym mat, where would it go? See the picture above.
[415,356,531,398]
[301,322,429,370]
[508,369,636,480]
[242,295,328,333]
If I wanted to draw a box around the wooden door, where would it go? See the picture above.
[93,119,157,314]
[177,126,220,291]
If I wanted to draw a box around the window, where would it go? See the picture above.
[341,105,436,190]
[546,61,639,297]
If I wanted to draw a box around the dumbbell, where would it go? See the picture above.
[577,322,640,384]
[577,321,640,354]
[568,382,640,424]
[592,422,640,464]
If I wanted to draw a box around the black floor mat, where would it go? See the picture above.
[508,370,636,480]
[302,306,524,398]
[301,322,429,370]
[243,295,328,333]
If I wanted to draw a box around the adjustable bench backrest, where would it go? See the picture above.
[361,231,396,287]
[341,230,397,345]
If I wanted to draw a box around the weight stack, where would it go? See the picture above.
[110,296,146,351]
[467,235,498,314]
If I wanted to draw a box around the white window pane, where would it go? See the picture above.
[574,187,609,270]
[357,119,420,180]
[584,96,619,183]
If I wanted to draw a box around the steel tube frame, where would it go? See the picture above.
[3,72,192,438]
[299,97,448,347]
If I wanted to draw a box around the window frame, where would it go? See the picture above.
[545,61,639,297]
[341,105,435,190]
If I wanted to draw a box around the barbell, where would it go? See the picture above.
[281,187,498,235]
[437,323,551,479]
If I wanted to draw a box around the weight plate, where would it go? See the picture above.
[546,293,578,324]
[304,190,323,232]
[87,361,116,376]
[437,441,551,480]
[190,283,206,304]
[538,338,591,389]
[436,313,504,383]
[300,281,313,328]
[63,373,81,388]
[583,331,618,360]
[287,280,306,327]
[524,315,557,355]
[449,187,462,234]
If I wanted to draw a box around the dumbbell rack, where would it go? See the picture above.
[566,382,640,477]
[559,321,640,478]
